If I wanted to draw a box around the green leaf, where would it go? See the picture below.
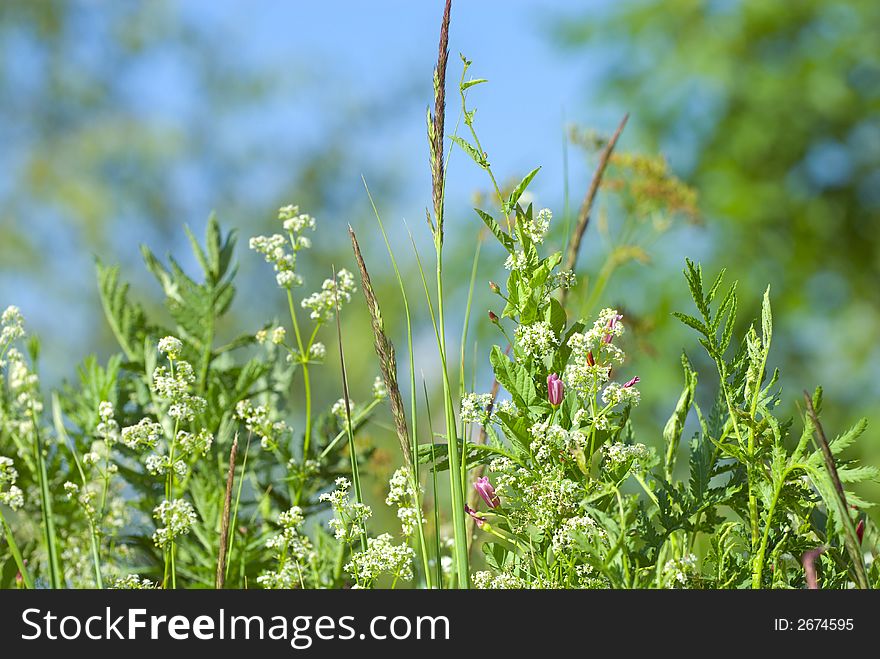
[490,345,539,411]
[663,353,697,478]
[673,311,709,337]
[461,77,488,90]
[450,135,487,168]
[475,208,515,253]
[506,166,541,214]
[95,260,152,362]
[544,298,567,336]
[760,285,772,346]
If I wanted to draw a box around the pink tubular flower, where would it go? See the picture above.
[856,518,865,544]
[464,504,486,528]
[623,376,640,389]
[603,314,623,344]
[547,373,564,406]
[474,477,500,509]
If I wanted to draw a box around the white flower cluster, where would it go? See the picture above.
[2,347,43,437]
[109,574,157,590]
[257,506,316,589]
[662,553,698,588]
[549,270,577,291]
[145,429,213,477]
[152,354,207,422]
[472,570,527,589]
[278,205,316,248]
[601,382,641,407]
[330,398,353,421]
[157,336,183,360]
[120,418,162,451]
[320,477,373,544]
[0,306,24,347]
[529,421,587,464]
[372,376,387,399]
[235,400,290,451]
[605,442,652,470]
[520,208,552,244]
[551,514,605,554]
[385,467,421,537]
[563,308,642,412]
[249,204,315,289]
[151,498,197,550]
[489,457,584,536]
[514,321,558,360]
[300,268,356,322]
[63,479,102,520]
[460,392,494,425]
[503,250,529,273]
[0,456,24,510]
[345,533,414,585]
[96,401,119,446]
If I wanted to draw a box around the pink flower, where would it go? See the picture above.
[623,376,640,388]
[464,504,486,528]
[603,314,623,344]
[474,476,500,509]
[547,373,564,406]
[856,518,865,544]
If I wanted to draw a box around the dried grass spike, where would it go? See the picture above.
[349,226,413,470]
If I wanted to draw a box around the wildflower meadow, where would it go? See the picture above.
[1,0,877,596]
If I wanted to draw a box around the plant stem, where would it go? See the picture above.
[286,289,312,459]
[437,249,470,588]
[32,410,62,588]
[1,511,33,588]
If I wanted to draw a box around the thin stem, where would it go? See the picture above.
[1,511,33,588]
[32,409,62,588]
[286,288,313,459]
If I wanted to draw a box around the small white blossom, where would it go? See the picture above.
[157,336,183,360]
[515,321,558,360]
[345,533,414,585]
[301,269,356,322]
[0,456,24,510]
[372,376,387,399]
[151,499,197,549]
[235,400,290,451]
[460,392,494,424]
[0,305,25,345]
[120,418,162,451]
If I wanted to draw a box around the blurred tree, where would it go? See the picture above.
[555,0,880,416]
[0,0,406,387]
[554,0,880,516]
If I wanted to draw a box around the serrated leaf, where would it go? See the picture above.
[673,311,709,337]
[95,260,152,362]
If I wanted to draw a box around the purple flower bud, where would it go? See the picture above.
[603,313,623,344]
[547,373,564,406]
[857,518,865,544]
[623,376,640,389]
[464,504,486,528]
[488,311,499,324]
[474,476,500,509]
